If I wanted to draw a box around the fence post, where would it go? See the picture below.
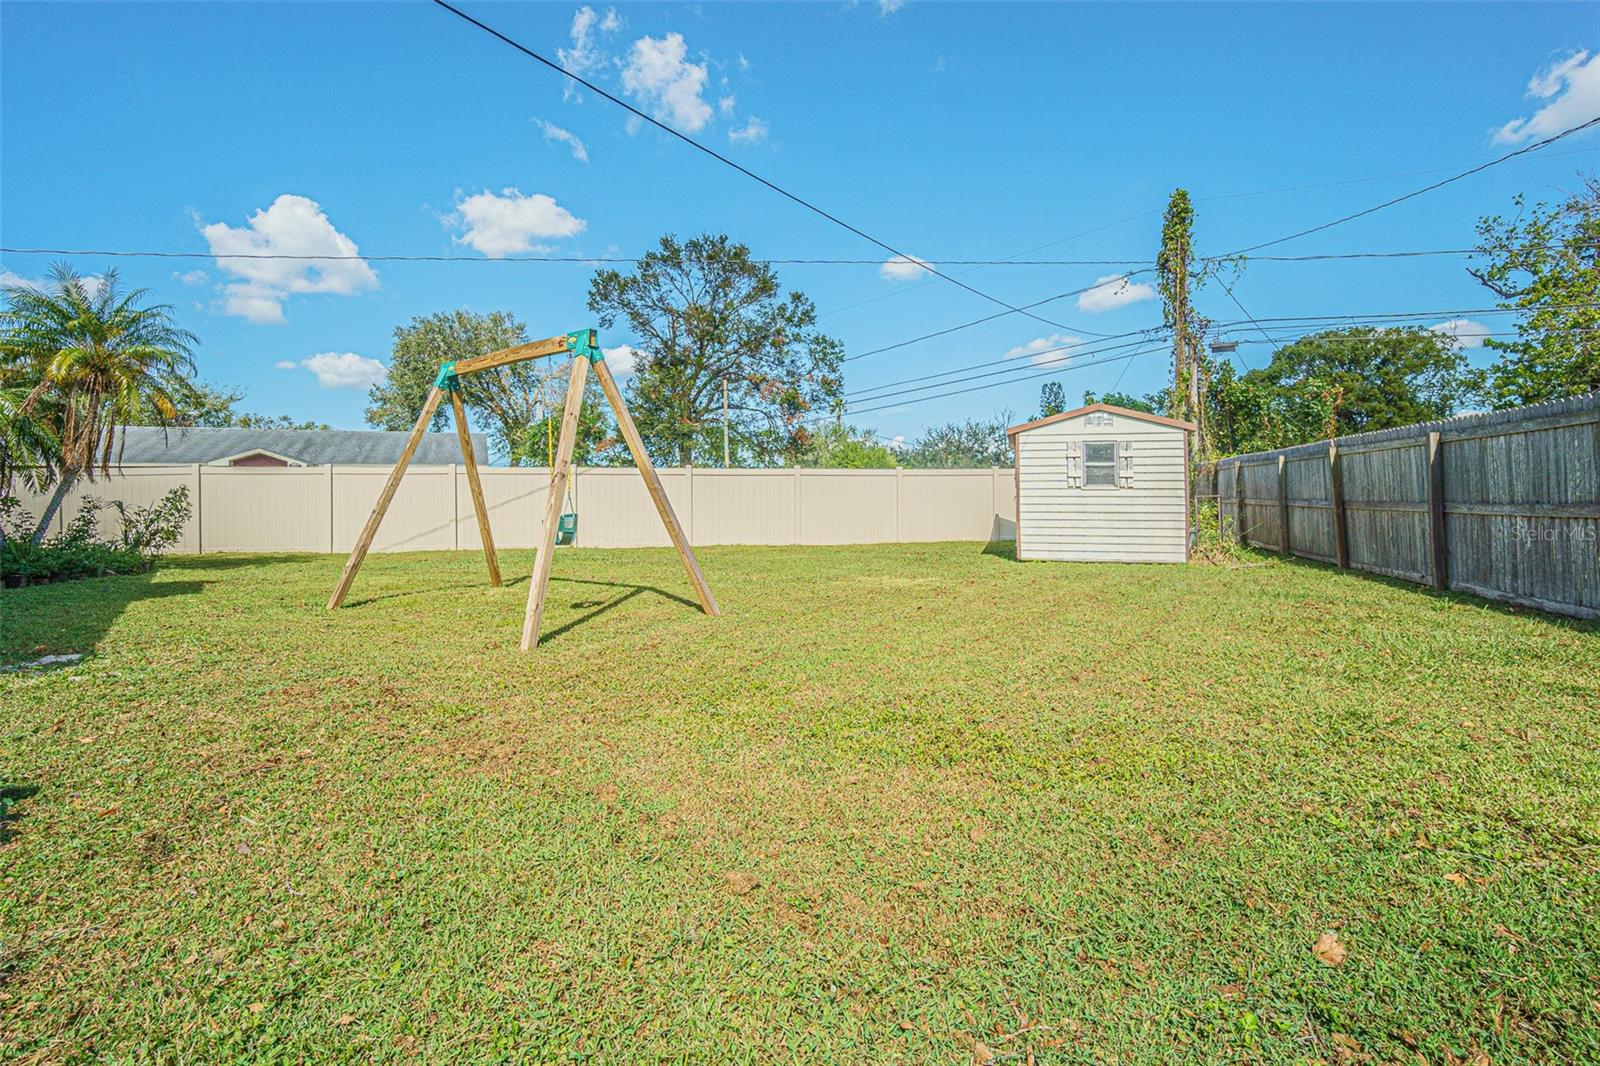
[792,467,802,545]
[1276,454,1290,556]
[1426,430,1447,589]
[895,467,904,542]
[684,464,695,545]
[326,464,336,553]
[1329,443,1349,570]
[1234,461,1248,547]
[192,463,204,555]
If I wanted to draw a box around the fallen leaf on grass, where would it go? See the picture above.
[337,1015,356,1026]
[723,871,760,896]
[1444,871,1470,886]
[973,1041,996,1064]
[1313,932,1348,966]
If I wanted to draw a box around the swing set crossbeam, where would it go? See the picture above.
[325,327,720,652]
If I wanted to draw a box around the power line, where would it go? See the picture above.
[1221,115,1600,256]
[427,0,1096,338]
[832,342,1172,421]
[0,246,1156,268]
[847,305,1599,410]
[844,332,1167,403]
[844,271,1157,362]
[4,244,1551,267]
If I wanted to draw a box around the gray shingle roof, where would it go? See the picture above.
[112,426,489,466]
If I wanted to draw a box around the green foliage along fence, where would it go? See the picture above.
[1202,391,1600,619]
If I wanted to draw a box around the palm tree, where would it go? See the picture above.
[0,263,197,543]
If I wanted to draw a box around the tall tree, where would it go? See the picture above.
[792,423,898,468]
[1037,381,1067,419]
[898,415,1014,468]
[131,379,328,430]
[1240,327,1475,440]
[366,310,613,464]
[1470,176,1600,406]
[1083,389,1161,414]
[588,234,844,466]
[1203,359,1335,456]
[0,264,196,542]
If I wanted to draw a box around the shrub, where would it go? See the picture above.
[0,493,162,586]
[111,486,191,555]
[1190,499,1252,565]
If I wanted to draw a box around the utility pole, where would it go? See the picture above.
[1159,188,1206,459]
[722,377,730,467]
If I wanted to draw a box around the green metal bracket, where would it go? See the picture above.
[566,329,602,364]
[433,360,459,390]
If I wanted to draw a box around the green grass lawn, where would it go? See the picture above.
[2,542,1597,1063]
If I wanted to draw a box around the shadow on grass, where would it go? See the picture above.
[1255,550,1599,630]
[540,577,702,644]
[340,572,699,643]
[0,577,212,664]
[981,539,1017,561]
[161,553,325,571]
[0,784,39,845]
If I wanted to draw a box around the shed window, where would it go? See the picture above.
[1084,441,1117,487]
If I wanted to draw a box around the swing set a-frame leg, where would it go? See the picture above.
[521,353,590,650]
[592,356,719,618]
[450,388,501,587]
[327,384,446,610]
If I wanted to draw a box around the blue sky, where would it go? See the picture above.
[3,2,1597,453]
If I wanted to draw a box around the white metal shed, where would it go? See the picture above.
[1007,403,1195,563]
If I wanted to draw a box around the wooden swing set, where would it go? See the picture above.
[326,329,719,650]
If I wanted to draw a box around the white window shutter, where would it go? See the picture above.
[1066,440,1082,488]
[1118,441,1134,487]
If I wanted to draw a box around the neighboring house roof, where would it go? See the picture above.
[1007,403,1196,438]
[111,426,490,466]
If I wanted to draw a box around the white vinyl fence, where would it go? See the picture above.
[14,465,1018,553]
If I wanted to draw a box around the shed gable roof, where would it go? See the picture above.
[1006,403,1195,438]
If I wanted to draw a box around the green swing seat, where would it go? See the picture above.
[555,511,578,545]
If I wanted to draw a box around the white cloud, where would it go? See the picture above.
[1076,273,1156,313]
[727,116,769,144]
[718,94,736,116]
[736,52,750,73]
[1005,333,1085,367]
[1,268,105,297]
[534,118,589,163]
[199,194,378,324]
[0,269,45,292]
[173,269,208,286]
[557,5,622,91]
[1492,49,1600,145]
[621,32,713,131]
[297,352,388,390]
[879,254,935,281]
[879,0,906,13]
[603,344,641,376]
[1430,318,1493,350]
[274,360,298,370]
[450,188,587,257]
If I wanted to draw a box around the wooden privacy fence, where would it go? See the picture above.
[13,465,1018,555]
[1203,391,1600,619]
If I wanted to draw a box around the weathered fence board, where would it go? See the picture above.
[1201,392,1600,620]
